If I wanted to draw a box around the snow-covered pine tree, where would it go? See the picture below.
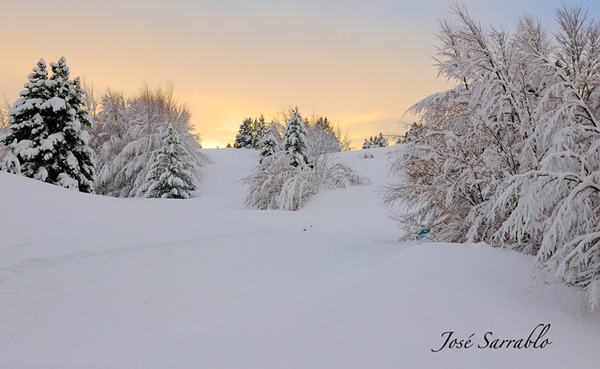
[257,131,279,162]
[372,133,389,147]
[361,138,372,150]
[234,118,254,148]
[1,57,95,192]
[139,125,198,199]
[43,57,95,192]
[252,115,268,148]
[361,133,388,149]
[401,122,425,143]
[280,107,311,167]
[1,59,51,175]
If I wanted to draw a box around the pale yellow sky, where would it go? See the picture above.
[1,0,597,148]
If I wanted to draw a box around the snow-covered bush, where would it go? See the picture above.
[243,152,316,211]
[244,107,369,210]
[382,3,600,310]
[1,57,95,192]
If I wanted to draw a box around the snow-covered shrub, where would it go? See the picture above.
[243,152,316,211]
[1,57,95,192]
[244,107,369,210]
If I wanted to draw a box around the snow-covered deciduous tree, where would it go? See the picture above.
[91,84,211,197]
[1,57,95,192]
[0,95,11,163]
[139,125,199,199]
[244,106,369,211]
[89,89,129,196]
[382,3,600,310]
[306,116,340,156]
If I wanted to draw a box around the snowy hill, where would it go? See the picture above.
[1,147,600,368]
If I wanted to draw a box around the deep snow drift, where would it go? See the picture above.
[1,147,599,368]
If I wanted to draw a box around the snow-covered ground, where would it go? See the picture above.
[1,147,599,368]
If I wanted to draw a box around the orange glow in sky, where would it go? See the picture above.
[2,0,598,148]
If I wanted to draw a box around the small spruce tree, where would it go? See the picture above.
[140,125,198,199]
[280,107,311,167]
[257,131,279,163]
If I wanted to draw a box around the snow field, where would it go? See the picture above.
[1,147,599,368]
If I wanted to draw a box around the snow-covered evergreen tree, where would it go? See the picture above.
[257,131,279,162]
[280,107,311,167]
[252,115,269,148]
[1,57,95,192]
[400,122,425,143]
[361,138,372,150]
[1,59,50,175]
[362,133,388,149]
[372,133,388,147]
[139,125,198,199]
[234,118,254,148]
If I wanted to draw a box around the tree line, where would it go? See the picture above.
[0,58,210,198]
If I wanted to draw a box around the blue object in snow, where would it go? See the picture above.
[416,228,430,240]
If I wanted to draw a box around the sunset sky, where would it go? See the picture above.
[2,0,599,148]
